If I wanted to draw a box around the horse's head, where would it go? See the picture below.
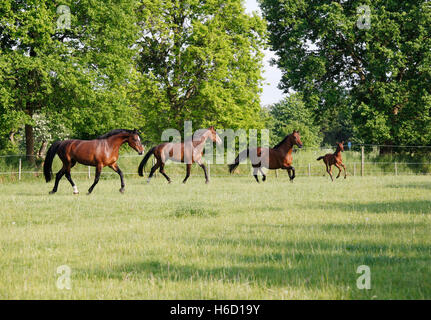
[337,141,345,152]
[128,129,145,155]
[208,126,222,145]
[292,130,303,148]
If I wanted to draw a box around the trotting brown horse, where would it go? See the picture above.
[44,129,144,195]
[138,126,222,184]
[229,130,303,183]
[316,141,347,181]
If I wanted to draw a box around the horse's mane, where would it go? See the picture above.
[97,129,136,140]
[273,133,292,149]
[184,128,210,142]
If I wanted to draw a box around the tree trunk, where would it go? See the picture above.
[25,124,35,165]
[8,131,16,145]
[38,141,48,159]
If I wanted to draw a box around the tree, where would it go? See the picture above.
[268,94,322,147]
[0,0,140,163]
[259,0,431,147]
[136,0,267,142]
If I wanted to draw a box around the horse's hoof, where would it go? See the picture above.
[119,188,125,194]
[73,192,79,195]
[205,180,209,184]
[49,191,56,195]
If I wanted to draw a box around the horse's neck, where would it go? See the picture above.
[277,137,294,155]
[192,131,209,150]
[334,147,341,157]
[106,134,129,154]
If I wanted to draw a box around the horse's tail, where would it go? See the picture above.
[44,141,62,183]
[138,147,156,177]
[228,149,250,174]
[316,156,324,161]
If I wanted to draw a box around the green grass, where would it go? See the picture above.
[0,173,430,299]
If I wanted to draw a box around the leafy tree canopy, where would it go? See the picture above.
[268,93,322,147]
[260,0,431,146]
[136,0,267,142]
[0,0,140,159]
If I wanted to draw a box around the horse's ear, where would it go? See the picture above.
[293,130,297,134]
[341,141,344,144]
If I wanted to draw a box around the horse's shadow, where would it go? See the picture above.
[301,199,431,214]
[76,235,431,299]
[386,181,431,190]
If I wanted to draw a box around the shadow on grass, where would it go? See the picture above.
[386,181,431,190]
[299,200,431,214]
[77,235,431,299]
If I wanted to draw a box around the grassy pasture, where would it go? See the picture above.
[0,172,430,299]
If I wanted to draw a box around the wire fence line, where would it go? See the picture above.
[1,161,431,180]
[3,144,431,180]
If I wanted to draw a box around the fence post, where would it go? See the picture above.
[208,163,211,179]
[19,158,22,181]
[308,163,311,177]
[353,163,356,177]
[88,166,91,179]
[395,162,398,176]
[361,146,365,177]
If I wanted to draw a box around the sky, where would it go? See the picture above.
[244,0,285,107]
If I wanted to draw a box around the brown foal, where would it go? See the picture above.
[316,141,347,181]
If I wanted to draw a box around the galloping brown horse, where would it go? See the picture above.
[138,126,222,184]
[229,130,303,183]
[44,129,144,195]
[317,141,347,181]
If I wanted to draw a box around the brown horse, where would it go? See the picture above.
[317,141,347,181]
[229,130,303,183]
[44,129,144,195]
[138,126,222,184]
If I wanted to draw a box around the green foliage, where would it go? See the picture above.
[136,0,267,142]
[0,0,141,155]
[260,0,431,146]
[268,94,322,147]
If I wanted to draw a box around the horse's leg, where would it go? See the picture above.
[286,168,292,180]
[253,167,260,183]
[147,161,161,184]
[341,163,347,179]
[159,162,171,183]
[50,166,66,194]
[326,164,333,181]
[196,160,209,184]
[109,163,125,193]
[183,164,192,184]
[88,165,102,195]
[259,168,266,182]
[335,163,342,179]
[65,160,79,194]
[287,166,296,182]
